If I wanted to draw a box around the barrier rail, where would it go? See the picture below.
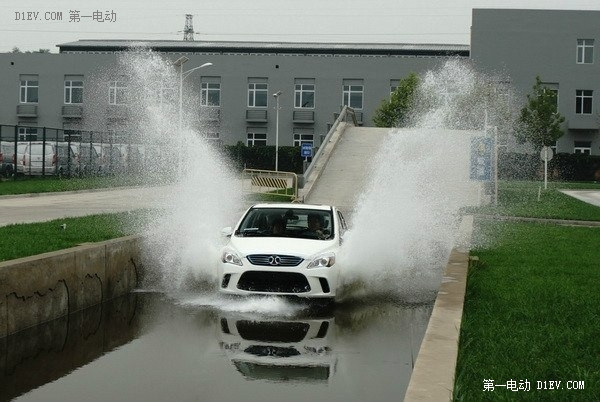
[242,168,298,201]
[302,106,358,185]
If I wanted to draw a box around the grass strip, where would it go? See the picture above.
[0,176,154,196]
[454,220,600,401]
[0,212,143,262]
[468,180,600,221]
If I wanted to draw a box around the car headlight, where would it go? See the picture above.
[221,249,243,266]
[307,252,335,268]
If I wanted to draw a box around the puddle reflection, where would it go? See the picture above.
[0,294,139,402]
[219,314,336,384]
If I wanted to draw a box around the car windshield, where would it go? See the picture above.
[236,208,334,240]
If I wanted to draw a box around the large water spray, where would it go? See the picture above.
[95,50,244,291]
[338,59,516,303]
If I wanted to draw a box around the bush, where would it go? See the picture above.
[498,151,600,181]
[550,153,600,181]
[498,152,539,180]
[223,142,306,173]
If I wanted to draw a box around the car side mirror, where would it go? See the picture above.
[221,227,233,237]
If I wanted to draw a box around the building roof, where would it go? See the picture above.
[57,39,469,56]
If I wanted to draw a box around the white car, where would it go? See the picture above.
[219,203,348,299]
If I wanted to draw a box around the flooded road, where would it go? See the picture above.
[1,293,432,402]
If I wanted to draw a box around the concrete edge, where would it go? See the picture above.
[300,122,349,201]
[404,215,474,402]
[475,213,600,227]
[0,234,142,338]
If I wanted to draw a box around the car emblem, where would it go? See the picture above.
[268,255,281,265]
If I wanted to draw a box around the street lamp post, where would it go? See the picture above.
[273,91,282,172]
[172,56,213,176]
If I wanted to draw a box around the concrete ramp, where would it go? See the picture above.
[305,126,390,216]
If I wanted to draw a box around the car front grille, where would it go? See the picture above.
[247,254,304,267]
[237,271,311,293]
[236,321,310,342]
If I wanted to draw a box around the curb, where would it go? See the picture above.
[475,214,600,227]
[404,215,473,401]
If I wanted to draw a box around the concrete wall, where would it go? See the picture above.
[0,235,141,338]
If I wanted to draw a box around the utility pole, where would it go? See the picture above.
[183,14,194,41]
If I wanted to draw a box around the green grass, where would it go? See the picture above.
[0,176,154,196]
[469,180,600,221]
[245,187,298,202]
[454,221,600,401]
[0,212,146,262]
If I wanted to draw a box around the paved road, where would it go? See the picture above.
[561,189,600,208]
[306,126,389,217]
[0,187,172,227]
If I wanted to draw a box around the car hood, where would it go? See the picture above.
[228,236,337,259]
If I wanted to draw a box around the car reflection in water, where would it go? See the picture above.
[218,314,336,384]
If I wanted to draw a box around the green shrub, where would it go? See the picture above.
[223,142,306,173]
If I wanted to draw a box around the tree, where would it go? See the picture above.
[10,47,50,53]
[516,76,565,150]
[373,73,419,127]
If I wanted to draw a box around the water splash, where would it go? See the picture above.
[91,49,244,290]
[175,294,308,317]
[338,59,516,303]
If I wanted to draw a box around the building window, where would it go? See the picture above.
[574,141,591,154]
[203,132,220,141]
[294,80,315,108]
[293,133,314,147]
[109,80,127,105]
[542,83,559,113]
[390,79,399,96]
[63,130,82,142]
[64,79,83,104]
[154,85,176,106]
[575,90,593,114]
[248,79,268,107]
[247,131,267,146]
[19,78,39,103]
[577,39,594,64]
[18,126,38,141]
[201,82,221,106]
[342,80,364,110]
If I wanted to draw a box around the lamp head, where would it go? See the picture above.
[173,56,189,66]
[273,91,282,98]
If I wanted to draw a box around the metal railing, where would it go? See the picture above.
[302,106,357,183]
[0,124,174,180]
[242,168,299,201]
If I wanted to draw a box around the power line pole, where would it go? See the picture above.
[183,14,194,41]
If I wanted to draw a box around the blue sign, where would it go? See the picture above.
[470,137,493,181]
[301,142,313,158]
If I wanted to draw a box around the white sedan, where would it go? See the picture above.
[219,203,348,299]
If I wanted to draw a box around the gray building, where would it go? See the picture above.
[0,41,466,146]
[1,8,598,154]
[471,8,600,155]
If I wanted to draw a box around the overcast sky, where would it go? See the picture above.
[1,0,599,52]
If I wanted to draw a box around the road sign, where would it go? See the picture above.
[301,142,313,158]
[470,137,493,181]
[540,146,554,162]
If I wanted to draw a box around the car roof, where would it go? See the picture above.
[251,203,333,211]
